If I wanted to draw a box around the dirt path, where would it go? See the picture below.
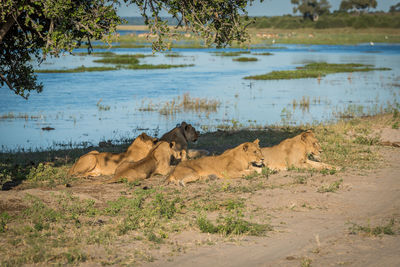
[147,148,400,267]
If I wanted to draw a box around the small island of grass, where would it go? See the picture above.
[244,62,391,80]
[252,52,273,56]
[233,57,258,62]
[36,53,194,73]
[213,51,251,57]
[35,66,118,73]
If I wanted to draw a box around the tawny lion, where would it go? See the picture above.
[106,141,183,183]
[261,130,334,171]
[68,133,158,177]
[167,139,263,186]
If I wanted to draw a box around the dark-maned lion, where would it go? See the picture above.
[68,133,158,177]
[107,141,183,183]
[167,139,263,186]
[160,122,206,159]
[261,130,334,171]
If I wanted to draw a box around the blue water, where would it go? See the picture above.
[0,44,399,151]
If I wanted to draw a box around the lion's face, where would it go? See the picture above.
[301,130,322,160]
[181,122,199,142]
[241,139,264,166]
[153,141,183,165]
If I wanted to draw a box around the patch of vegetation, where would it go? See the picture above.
[93,54,142,64]
[164,53,183,57]
[349,218,397,236]
[317,179,343,193]
[301,257,313,267]
[96,99,111,111]
[233,57,258,62]
[139,92,221,116]
[353,136,380,146]
[74,51,116,57]
[252,52,273,56]
[0,212,10,233]
[0,112,42,120]
[251,13,400,30]
[25,163,73,188]
[213,51,251,57]
[196,210,272,236]
[244,62,391,80]
[35,66,118,73]
[124,63,194,70]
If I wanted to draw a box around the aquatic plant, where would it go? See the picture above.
[213,51,251,57]
[244,62,391,80]
[233,57,258,62]
[36,66,118,73]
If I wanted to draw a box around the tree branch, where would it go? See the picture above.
[0,73,14,92]
[0,12,20,43]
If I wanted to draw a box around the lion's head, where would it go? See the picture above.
[153,141,183,165]
[239,139,264,167]
[127,132,158,154]
[301,130,322,161]
[180,122,199,143]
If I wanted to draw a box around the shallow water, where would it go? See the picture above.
[1,43,399,151]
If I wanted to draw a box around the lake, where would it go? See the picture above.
[0,43,399,151]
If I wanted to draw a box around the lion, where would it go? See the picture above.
[261,130,334,171]
[167,139,263,186]
[68,133,158,177]
[160,122,208,159]
[107,141,183,183]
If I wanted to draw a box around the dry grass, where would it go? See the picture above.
[138,93,221,116]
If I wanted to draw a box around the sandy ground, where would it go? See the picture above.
[145,147,400,267]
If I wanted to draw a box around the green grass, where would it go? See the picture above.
[93,54,144,64]
[233,57,258,62]
[349,218,397,236]
[164,53,183,57]
[317,179,343,193]
[252,52,273,56]
[35,66,118,73]
[36,52,193,73]
[244,62,391,80]
[74,51,116,57]
[124,64,194,70]
[196,211,272,236]
[213,51,251,57]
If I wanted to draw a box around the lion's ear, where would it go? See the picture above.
[243,144,249,152]
[301,132,309,141]
[170,141,176,148]
[181,121,187,127]
[253,139,260,145]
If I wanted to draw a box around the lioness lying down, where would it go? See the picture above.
[261,130,334,171]
[160,121,208,159]
[167,139,263,186]
[68,133,158,177]
[107,141,183,183]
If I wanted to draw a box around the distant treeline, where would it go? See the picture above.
[122,12,400,29]
[250,12,400,29]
